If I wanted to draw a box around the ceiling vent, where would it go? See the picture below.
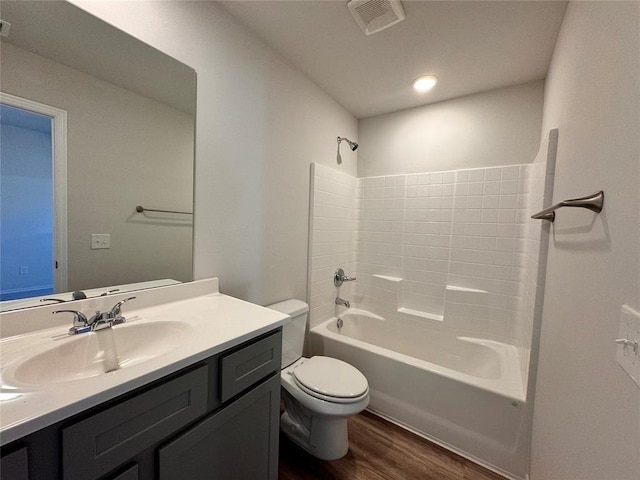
[348,0,405,36]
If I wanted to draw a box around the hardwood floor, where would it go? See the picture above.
[278,411,506,480]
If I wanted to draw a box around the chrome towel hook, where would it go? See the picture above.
[531,191,604,223]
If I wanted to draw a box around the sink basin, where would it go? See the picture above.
[3,321,193,386]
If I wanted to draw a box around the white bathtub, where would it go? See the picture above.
[309,309,530,480]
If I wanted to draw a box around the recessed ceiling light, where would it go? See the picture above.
[412,75,438,93]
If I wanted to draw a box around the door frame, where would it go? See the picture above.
[1,92,68,293]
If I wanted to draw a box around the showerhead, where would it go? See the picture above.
[337,136,359,151]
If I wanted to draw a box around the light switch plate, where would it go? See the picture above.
[616,305,640,388]
[90,233,111,250]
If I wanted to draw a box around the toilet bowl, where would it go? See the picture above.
[267,300,369,460]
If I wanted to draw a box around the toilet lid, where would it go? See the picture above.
[292,356,368,399]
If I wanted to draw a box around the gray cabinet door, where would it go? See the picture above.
[0,447,28,480]
[158,374,280,480]
[109,464,139,480]
[63,366,208,480]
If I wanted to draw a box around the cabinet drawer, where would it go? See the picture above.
[62,366,208,480]
[220,331,281,402]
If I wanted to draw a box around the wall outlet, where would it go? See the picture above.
[91,234,111,250]
[19,266,28,275]
[616,305,640,388]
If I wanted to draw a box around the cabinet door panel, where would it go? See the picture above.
[0,447,28,480]
[108,464,139,480]
[63,366,208,480]
[158,374,280,480]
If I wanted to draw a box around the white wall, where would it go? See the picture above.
[1,42,194,291]
[531,2,640,479]
[358,81,544,177]
[71,1,358,306]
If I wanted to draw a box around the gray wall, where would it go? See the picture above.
[72,0,358,305]
[358,81,544,177]
[531,2,640,479]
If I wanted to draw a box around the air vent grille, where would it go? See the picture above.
[354,0,392,25]
[348,0,405,36]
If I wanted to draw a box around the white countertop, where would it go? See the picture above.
[0,279,289,446]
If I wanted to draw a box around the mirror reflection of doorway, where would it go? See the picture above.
[0,93,67,300]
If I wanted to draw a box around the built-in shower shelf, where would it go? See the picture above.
[445,285,487,293]
[444,285,488,307]
[372,274,402,283]
[397,307,444,322]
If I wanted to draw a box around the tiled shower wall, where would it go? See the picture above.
[308,164,358,325]
[309,132,556,363]
[353,165,533,345]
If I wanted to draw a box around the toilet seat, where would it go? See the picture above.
[291,356,368,404]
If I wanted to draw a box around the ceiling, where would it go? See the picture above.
[218,0,568,119]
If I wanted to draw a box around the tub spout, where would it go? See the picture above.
[335,297,350,308]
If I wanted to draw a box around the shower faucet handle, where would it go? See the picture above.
[334,268,357,287]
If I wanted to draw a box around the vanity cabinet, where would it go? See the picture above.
[0,328,282,480]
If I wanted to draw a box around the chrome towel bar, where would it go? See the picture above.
[531,190,604,223]
[135,205,192,215]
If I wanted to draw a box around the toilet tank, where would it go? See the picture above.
[266,299,309,368]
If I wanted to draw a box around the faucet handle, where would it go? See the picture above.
[334,268,357,287]
[53,310,91,335]
[53,309,88,326]
[109,296,136,323]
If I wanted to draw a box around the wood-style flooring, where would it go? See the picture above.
[278,410,506,480]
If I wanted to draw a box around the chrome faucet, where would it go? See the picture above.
[335,297,350,309]
[53,297,136,335]
[90,296,137,331]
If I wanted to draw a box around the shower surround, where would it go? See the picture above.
[309,150,554,353]
[307,131,556,478]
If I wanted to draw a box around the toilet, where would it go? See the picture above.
[267,299,369,460]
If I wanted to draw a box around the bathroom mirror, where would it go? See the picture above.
[0,1,195,311]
